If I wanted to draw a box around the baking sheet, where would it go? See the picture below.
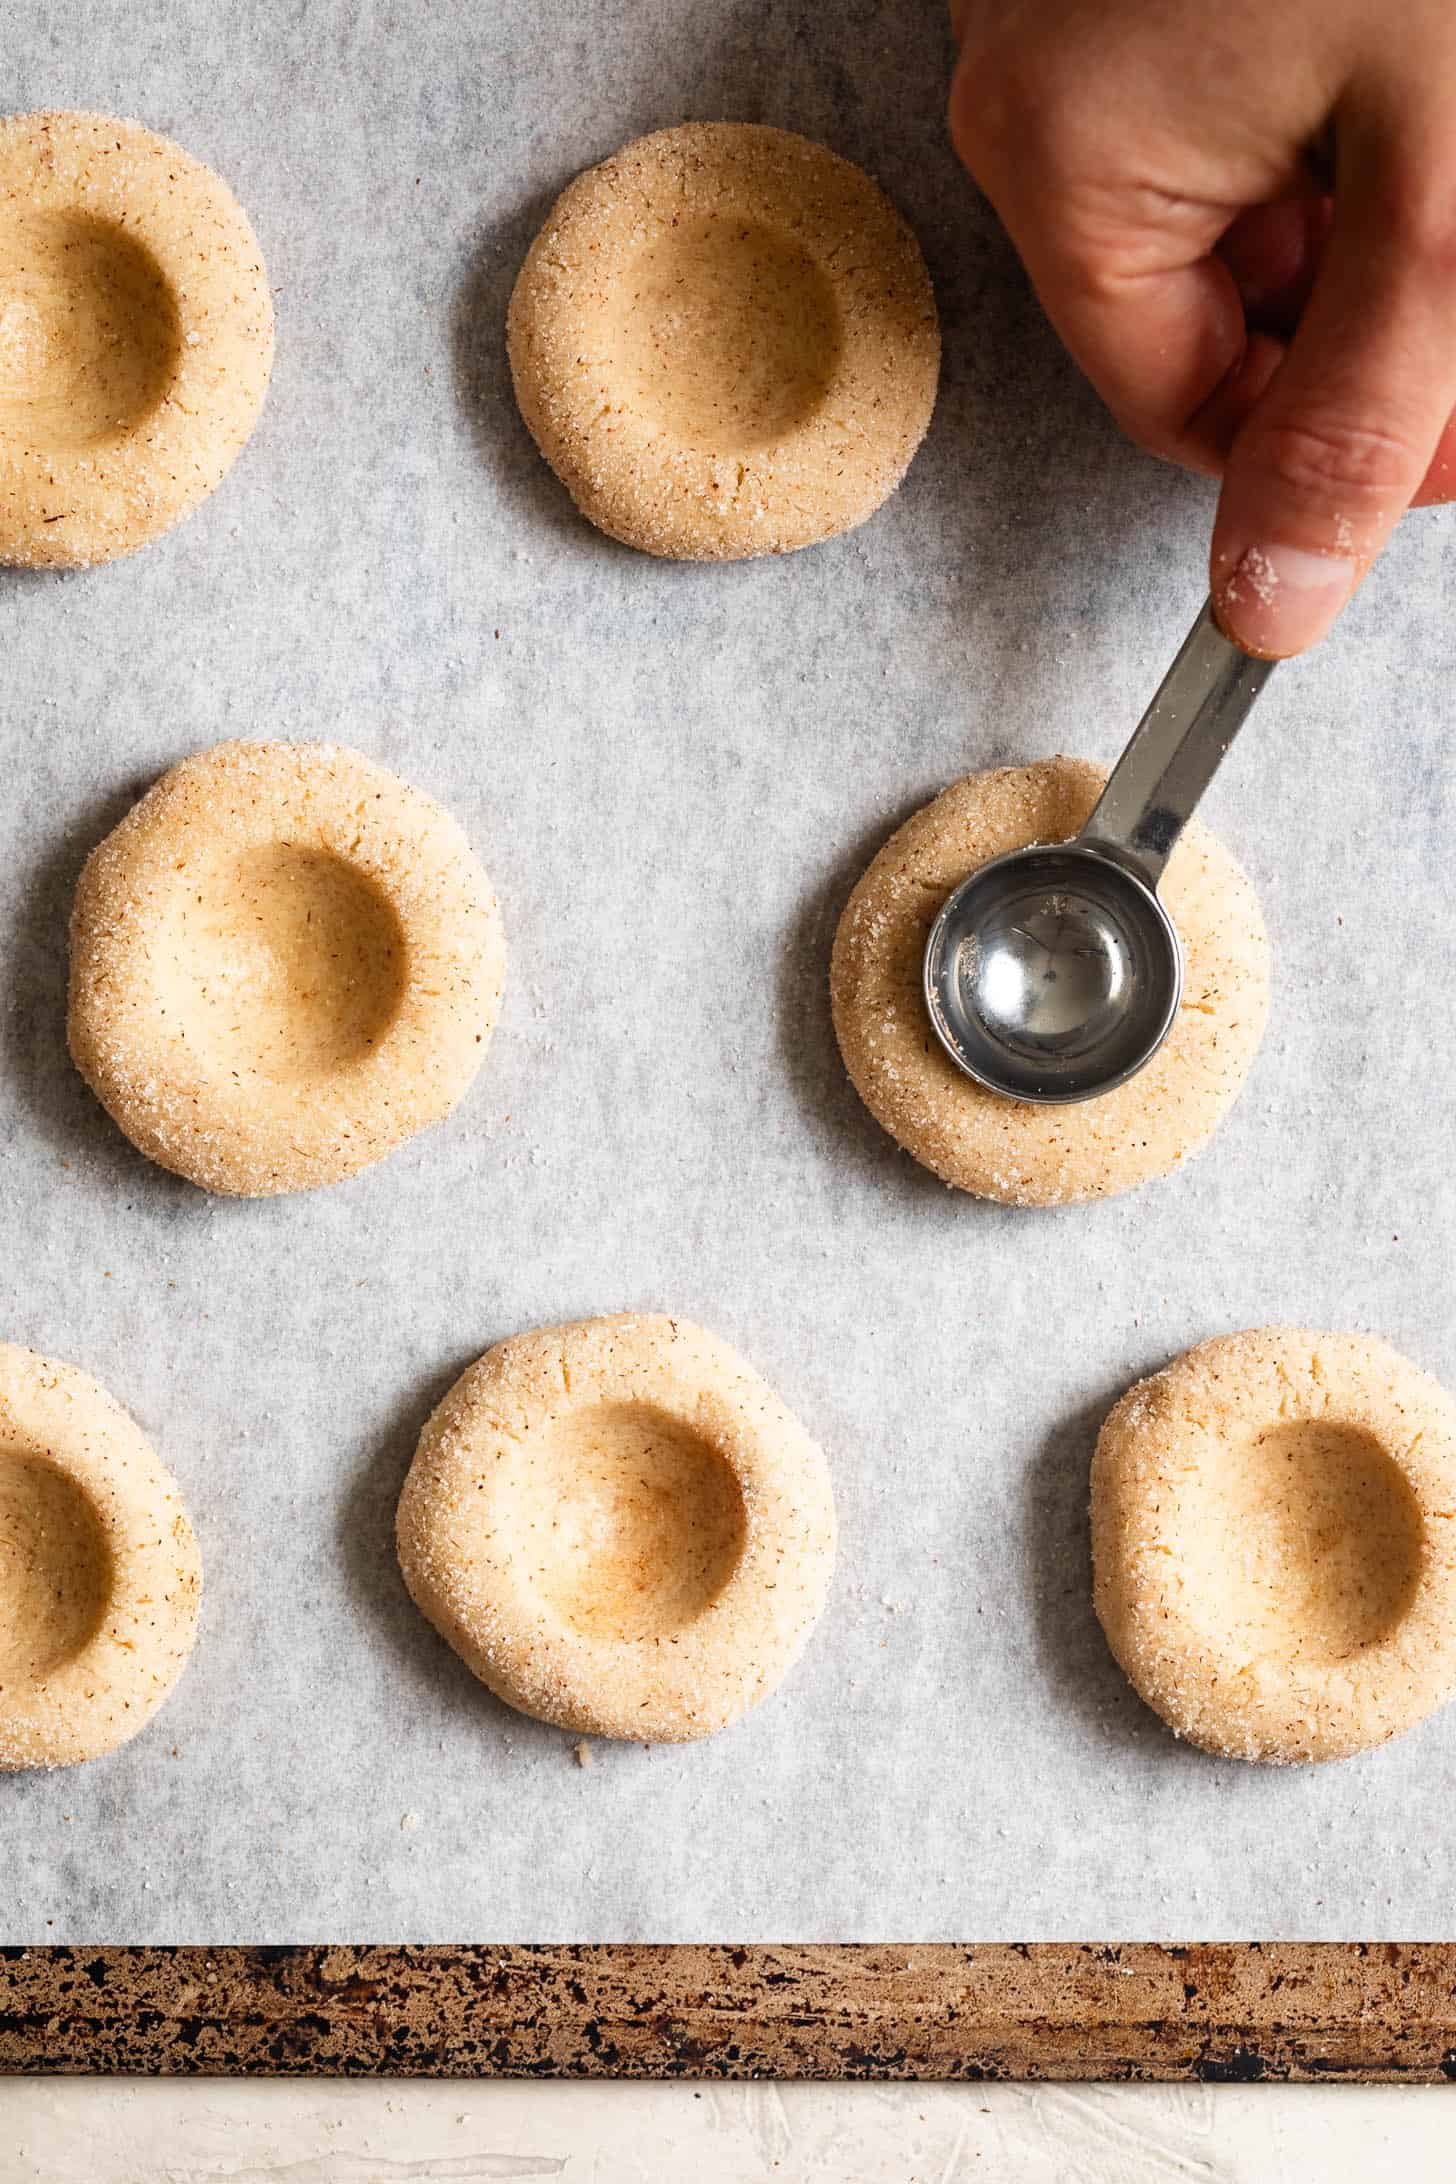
[3,0,1456,1946]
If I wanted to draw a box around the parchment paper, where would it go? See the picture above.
[4,0,1456,1945]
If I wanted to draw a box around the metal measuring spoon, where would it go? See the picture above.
[923,601,1276,1104]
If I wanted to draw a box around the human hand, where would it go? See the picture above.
[948,0,1456,655]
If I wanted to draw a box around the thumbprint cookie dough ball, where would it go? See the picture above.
[1092,1330,1456,1764]
[397,1315,837,1742]
[0,1344,201,1770]
[831,756,1269,1206]
[68,742,506,1196]
[0,110,273,567]
[507,122,939,559]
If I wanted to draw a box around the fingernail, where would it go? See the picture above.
[1214,544,1356,658]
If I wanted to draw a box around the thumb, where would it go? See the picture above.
[1212,130,1456,657]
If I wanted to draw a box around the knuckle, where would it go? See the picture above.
[1252,413,1421,508]
[948,59,1028,169]
[949,45,1076,179]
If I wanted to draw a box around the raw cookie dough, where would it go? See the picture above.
[69,741,506,1196]
[831,756,1269,1205]
[0,1343,201,1770]
[397,1314,837,1742]
[1092,1329,1456,1764]
[507,122,939,560]
[0,110,273,568]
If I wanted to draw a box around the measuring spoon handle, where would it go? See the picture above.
[1080,599,1276,890]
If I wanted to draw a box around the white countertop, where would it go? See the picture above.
[3,2078,1450,2181]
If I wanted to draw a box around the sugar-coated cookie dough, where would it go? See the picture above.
[0,111,272,568]
[831,757,1269,1205]
[397,1314,837,1743]
[0,1344,201,1770]
[69,741,505,1197]
[1093,1329,1456,1765]
[508,122,939,560]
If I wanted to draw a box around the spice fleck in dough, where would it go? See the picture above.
[68,741,506,1197]
[397,1315,837,1743]
[0,1343,200,1771]
[831,756,1269,1205]
[1092,1329,1456,1764]
[508,122,939,560]
[0,110,272,567]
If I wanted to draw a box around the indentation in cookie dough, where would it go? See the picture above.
[606,219,841,450]
[0,1342,201,1771]
[68,741,506,1197]
[0,213,181,450]
[498,1401,748,1642]
[0,110,273,568]
[1171,1421,1423,1666]
[508,122,939,560]
[1092,1328,1456,1765]
[160,844,408,1087]
[831,756,1270,1206]
[0,1450,111,1679]
[397,1314,837,1743]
